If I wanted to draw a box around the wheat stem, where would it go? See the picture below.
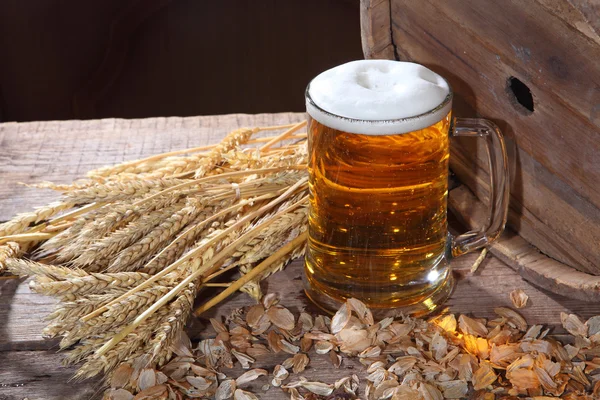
[94,192,308,357]
[195,231,307,316]
[132,165,305,208]
[257,123,301,131]
[21,202,102,235]
[141,192,277,272]
[204,262,239,282]
[260,121,307,152]
[83,178,308,321]
[42,221,75,233]
[81,178,306,322]
[470,247,488,273]
[202,282,231,288]
[0,232,55,245]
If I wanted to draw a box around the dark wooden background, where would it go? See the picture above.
[0,0,363,122]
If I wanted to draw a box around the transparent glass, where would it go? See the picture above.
[304,85,509,317]
[450,118,510,257]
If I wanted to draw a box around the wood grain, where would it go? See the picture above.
[2,113,600,399]
[449,185,600,301]
[538,0,600,43]
[361,0,600,275]
[450,139,600,275]
[4,258,600,399]
[360,0,395,60]
[0,351,103,400]
[0,113,304,219]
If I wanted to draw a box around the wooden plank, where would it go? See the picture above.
[537,0,600,43]
[362,0,600,275]
[360,0,395,59]
[449,139,600,274]
[2,113,600,398]
[0,344,367,400]
[0,351,103,400]
[0,113,305,220]
[5,255,600,351]
[449,184,600,301]
[4,257,600,399]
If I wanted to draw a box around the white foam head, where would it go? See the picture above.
[306,60,452,134]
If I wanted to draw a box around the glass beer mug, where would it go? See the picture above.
[304,60,509,316]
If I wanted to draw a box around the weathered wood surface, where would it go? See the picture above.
[449,185,600,301]
[2,114,600,399]
[360,0,394,60]
[360,0,600,275]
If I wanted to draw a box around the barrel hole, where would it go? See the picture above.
[507,77,534,113]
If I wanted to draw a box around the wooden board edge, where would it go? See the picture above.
[360,0,396,60]
[449,185,600,302]
[449,144,600,275]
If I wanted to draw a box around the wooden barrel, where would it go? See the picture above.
[360,0,600,299]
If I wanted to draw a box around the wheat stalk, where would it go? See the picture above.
[80,177,307,323]
[84,123,301,178]
[63,178,184,204]
[70,201,189,269]
[259,121,306,152]
[94,188,308,357]
[0,201,75,237]
[29,271,153,299]
[1,123,312,390]
[195,231,307,315]
[143,128,256,179]
[105,198,208,272]
[0,242,21,273]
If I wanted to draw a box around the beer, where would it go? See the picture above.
[304,60,454,314]
[305,114,452,309]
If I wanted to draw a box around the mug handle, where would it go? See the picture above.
[450,117,510,258]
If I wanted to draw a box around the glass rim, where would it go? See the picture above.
[304,76,454,126]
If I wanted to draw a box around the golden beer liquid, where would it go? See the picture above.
[305,112,452,309]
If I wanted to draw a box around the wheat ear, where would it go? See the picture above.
[71,306,171,379]
[6,258,87,279]
[0,201,75,237]
[29,271,153,299]
[70,201,188,269]
[80,177,307,323]
[105,198,207,272]
[63,178,184,204]
[60,284,172,348]
[195,231,308,315]
[94,189,308,357]
[0,242,21,273]
[148,282,197,366]
[143,128,256,178]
